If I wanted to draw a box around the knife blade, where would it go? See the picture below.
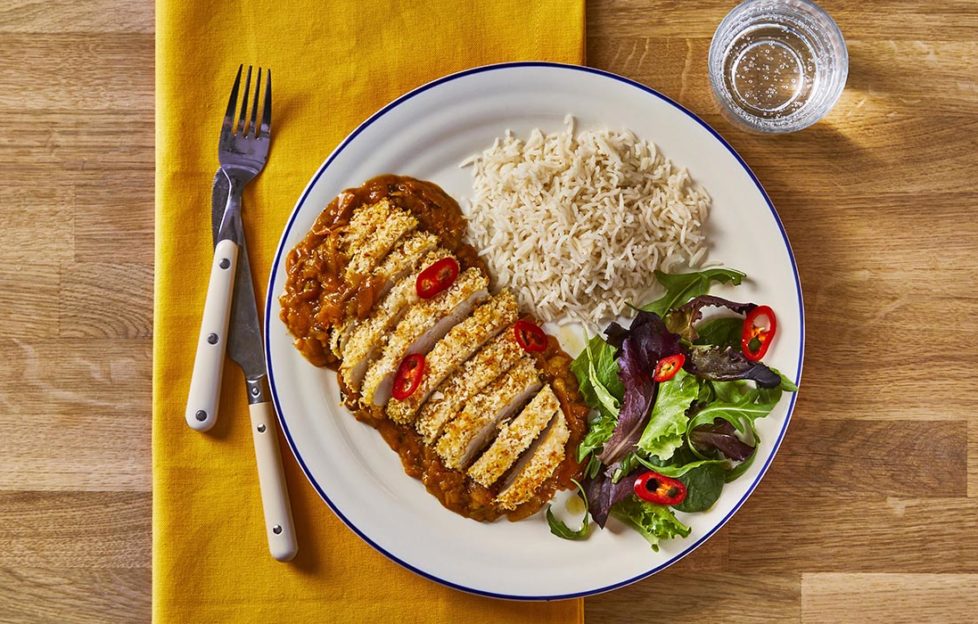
[212,172,266,382]
[211,170,298,562]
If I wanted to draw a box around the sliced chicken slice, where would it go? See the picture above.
[387,291,518,425]
[329,231,440,358]
[495,410,570,511]
[343,205,417,283]
[341,198,395,253]
[360,267,489,407]
[435,358,542,470]
[328,319,352,362]
[338,249,451,393]
[467,385,560,487]
[370,231,440,302]
[415,328,524,444]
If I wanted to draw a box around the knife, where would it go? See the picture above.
[211,171,298,562]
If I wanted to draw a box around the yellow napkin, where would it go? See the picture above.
[153,1,586,622]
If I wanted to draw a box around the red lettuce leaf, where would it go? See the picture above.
[678,295,755,320]
[689,420,755,461]
[597,312,681,466]
[584,468,639,528]
[666,295,756,340]
[683,345,781,388]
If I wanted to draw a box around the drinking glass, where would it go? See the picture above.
[708,0,848,133]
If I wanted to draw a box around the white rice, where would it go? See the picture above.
[461,116,711,328]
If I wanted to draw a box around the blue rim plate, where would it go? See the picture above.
[264,62,804,600]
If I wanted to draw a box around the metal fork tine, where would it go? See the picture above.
[249,68,262,138]
[219,64,271,172]
[224,64,243,128]
[261,69,272,137]
[237,65,253,135]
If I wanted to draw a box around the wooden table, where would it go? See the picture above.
[2,1,976,622]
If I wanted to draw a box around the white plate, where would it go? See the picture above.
[264,62,804,600]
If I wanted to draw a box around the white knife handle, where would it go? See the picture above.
[186,238,239,431]
[249,400,298,561]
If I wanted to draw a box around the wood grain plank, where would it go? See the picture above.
[0,111,154,169]
[0,338,151,492]
[725,493,978,573]
[73,169,154,264]
[0,567,150,624]
[587,36,978,108]
[785,195,978,273]
[585,570,800,623]
[969,420,978,498]
[662,529,728,572]
[587,0,978,41]
[789,228,978,422]
[0,186,74,263]
[770,419,967,497]
[724,111,978,199]
[586,38,978,199]
[0,337,151,415]
[60,263,153,338]
[0,0,154,34]
[0,3,156,621]
[801,574,978,624]
[0,266,61,338]
[0,35,153,110]
[0,492,150,568]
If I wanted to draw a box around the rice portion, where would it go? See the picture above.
[462,117,711,328]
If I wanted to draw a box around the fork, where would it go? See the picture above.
[186,65,271,432]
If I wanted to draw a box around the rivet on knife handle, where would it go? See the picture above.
[186,238,239,431]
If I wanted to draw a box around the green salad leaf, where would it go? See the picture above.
[584,454,603,479]
[571,336,625,462]
[611,451,647,483]
[634,455,728,479]
[675,462,726,513]
[771,367,800,392]
[693,316,744,349]
[641,268,746,318]
[636,369,700,462]
[577,412,617,463]
[546,480,593,541]
[570,336,624,411]
[688,380,783,434]
[685,380,783,476]
[725,446,759,481]
[611,496,691,551]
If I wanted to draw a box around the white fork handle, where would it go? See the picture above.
[186,238,239,431]
[249,400,298,561]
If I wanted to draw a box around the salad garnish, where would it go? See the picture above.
[652,353,685,382]
[391,354,426,400]
[546,479,593,540]
[513,319,548,353]
[640,268,745,317]
[634,471,687,506]
[553,268,798,549]
[415,257,459,299]
[741,304,777,361]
